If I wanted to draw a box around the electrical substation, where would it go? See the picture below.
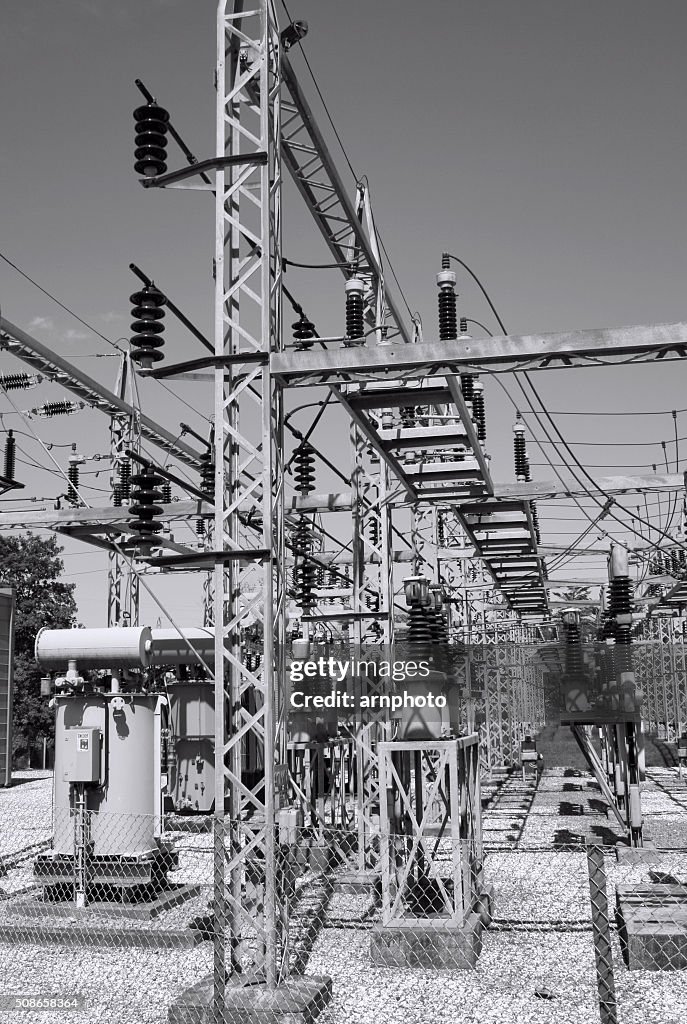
[1,3,687,1023]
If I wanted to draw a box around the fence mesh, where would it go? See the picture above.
[1,771,686,1023]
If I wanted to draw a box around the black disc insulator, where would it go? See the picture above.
[130,285,166,367]
[514,432,528,479]
[293,517,316,611]
[438,288,457,341]
[615,625,633,672]
[3,432,15,482]
[161,481,172,504]
[67,463,80,505]
[472,389,486,441]
[113,483,123,507]
[368,515,380,548]
[293,442,316,495]
[130,287,165,313]
[292,312,316,350]
[128,469,164,539]
[119,458,131,499]
[564,622,584,682]
[134,103,169,177]
[406,603,434,654]
[41,401,75,417]
[0,373,31,391]
[460,374,475,403]
[199,451,214,495]
[134,131,167,152]
[601,610,615,640]
[345,290,364,341]
[609,576,633,618]
[131,309,164,327]
[531,501,541,544]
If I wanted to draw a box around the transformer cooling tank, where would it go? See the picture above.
[35,627,151,669]
[148,628,215,666]
[166,680,214,813]
[53,692,163,857]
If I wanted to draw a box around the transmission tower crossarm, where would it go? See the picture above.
[0,499,204,530]
[0,316,204,467]
[277,56,413,345]
[271,321,687,382]
[466,473,686,502]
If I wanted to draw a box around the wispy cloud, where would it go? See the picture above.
[64,329,90,342]
[99,311,124,324]
[28,316,54,331]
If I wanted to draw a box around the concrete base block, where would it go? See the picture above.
[168,974,332,1024]
[306,846,337,874]
[11,884,201,921]
[0,922,201,948]
[294,839,349,875]
[617,910,687,970]
[617,883,687,970]
[334,870,380,896]
[615,843,663,865]
[370,911,484,969]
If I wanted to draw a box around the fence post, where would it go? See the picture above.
[586,842,618,1024]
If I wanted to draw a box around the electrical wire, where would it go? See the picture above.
[518,407,687,417]
[0,251,123,353]
[452,254,682,566]
[519,370,685,552]
[531,435,685,448]
[278,0,416,324]
[466,320,644,569]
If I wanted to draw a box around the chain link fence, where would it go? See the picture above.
[1,777,686,1022]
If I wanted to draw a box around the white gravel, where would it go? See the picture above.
[0,769,685,1023]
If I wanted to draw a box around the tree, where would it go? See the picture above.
[0,533,77,755]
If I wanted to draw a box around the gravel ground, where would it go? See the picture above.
[0,943,212,1023]
[0,773,52,857]
[1,770,687,1023]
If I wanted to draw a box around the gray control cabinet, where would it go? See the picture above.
[62,727,101,784]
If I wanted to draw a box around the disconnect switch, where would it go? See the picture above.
[63,727,102,784]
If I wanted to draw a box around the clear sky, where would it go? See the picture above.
[1,0,686,625]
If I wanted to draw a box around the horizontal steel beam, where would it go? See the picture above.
[471,474,685,503]
[279,56,413,345]
[288,493,352,512]
[0,500,205,530]
[271,321,687,384]
[0,317,204,468]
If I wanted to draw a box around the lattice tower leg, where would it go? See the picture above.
[213,3,286,1005]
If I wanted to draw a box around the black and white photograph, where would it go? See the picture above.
[0,2,686,1021]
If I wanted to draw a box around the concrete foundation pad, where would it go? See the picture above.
[616,844,664,865]
[370,911,484,969]
[11,884,201,921]
[617,907,687,970]
[333,870,380,896]
[0,922,202,948]
[168,974,332,1024]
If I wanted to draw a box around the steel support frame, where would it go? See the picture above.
[212,1,286,1006]
[107,356,140,627]
[377,737,483,926]
[350,427,395,870]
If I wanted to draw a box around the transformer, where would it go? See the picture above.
[166,679,214,813]
[35,690,172,896]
